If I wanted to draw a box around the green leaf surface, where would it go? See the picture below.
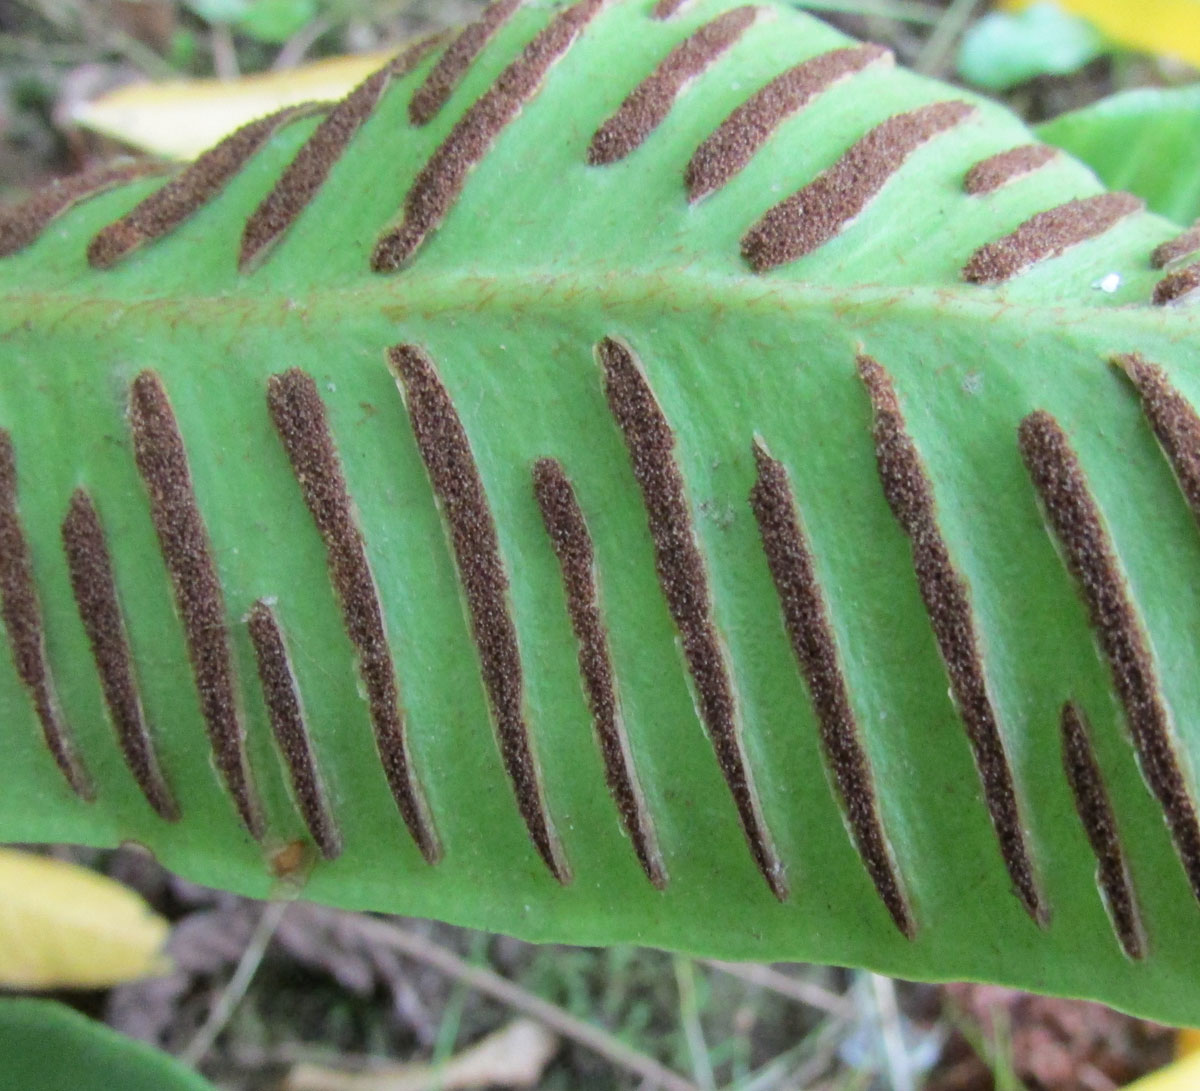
[3,0,1200,1026]
[1038,85,1200,225]
[0,1000,214,1091]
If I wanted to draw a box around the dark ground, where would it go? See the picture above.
[40,843,1177,1090]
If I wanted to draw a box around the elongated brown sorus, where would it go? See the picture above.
[1153,261,1200,306]
[0,159,170,259]
[749,442,912,935]
[88,102,324,269]
[247,600,342,860]
[587,6,757,166]
[652,0,690,16]
[1115,354,1200,523]
[266,368,439,864]
[963,143,1057,195]
[128,371,262,837]
[0,432,92,799]
[686,43,890,202]
[599,336,786,900]
[1060,701,1146,960]
[409,0,523,125]
[742,100,974,273]
[240,37,443,271]
[532,457,666,889]
[388,343,569,882]
[859,356,1044,924]
[963,192,1142,284]
[372,0,605,272]
[61,489,177,821]
[1019,409,1200,905]
[1152,222,1200,268]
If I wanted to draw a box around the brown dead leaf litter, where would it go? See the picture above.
[8,844,1169,1091]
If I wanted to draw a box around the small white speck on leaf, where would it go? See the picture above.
[1092,272,1122,293]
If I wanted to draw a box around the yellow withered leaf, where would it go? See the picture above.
[1119,1028,1200,1089]
[1123,1053,1200,1090]
[0,849,170,989]
[68,50,393,160]
[1002,0,1200,67]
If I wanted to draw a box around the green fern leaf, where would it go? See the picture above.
[3,0,1200,1025]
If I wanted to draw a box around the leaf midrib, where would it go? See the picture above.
[5,269,1197,347]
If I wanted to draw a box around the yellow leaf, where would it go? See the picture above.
[1179,1028,1200,1056]
[0,849,170,989]
[283,1019,558,1091]
[1123,1052,1200,1090]
[1002,0,1200,67]
[68,50,394,160]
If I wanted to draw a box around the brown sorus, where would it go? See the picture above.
[588,7,757,166]
[963,143,1057,196]
[859,355,1045,925]
[964,192,1142,284]
[1153,261,1200,305]
[247,600,343,860]
[372,0,605,271]
[1060,701,1146,960]
[0,433,92,799]
[89,103,324,269]
[1019,409,1200,906]
[266,369,439,864]
[687,43,891,201]
[599,336,786,900]
[388,344,569,882]
[62,489,177,820]
[750,441,912,935]
[0,160,170,259]
[744,101,974,273]
[1152,222,1200,269]
[240,38,443,271]
[129,371,262,837]
[532,457,666,889]
[1115,354,1200,523]
[409,0,523,125]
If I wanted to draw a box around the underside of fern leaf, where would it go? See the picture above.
[5,0,1200,1026]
